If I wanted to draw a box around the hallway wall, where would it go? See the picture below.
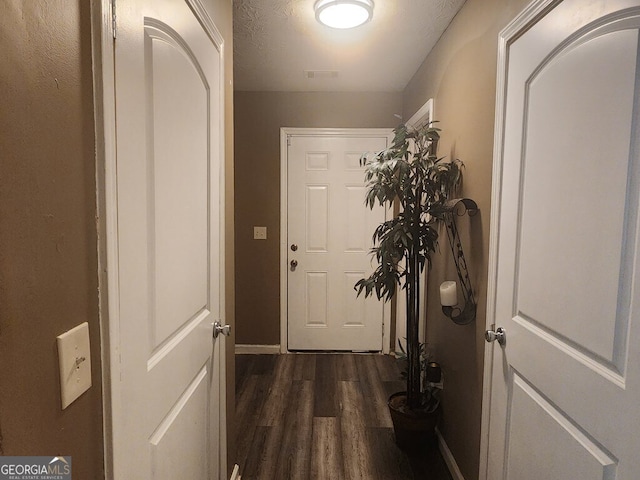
[0,2,103,477]
[402,0,531,478]
[234,91,402,346]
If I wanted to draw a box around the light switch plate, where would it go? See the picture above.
[57,322,92,409]
[253,226,267,240]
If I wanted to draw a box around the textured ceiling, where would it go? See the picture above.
[233,0,467,92]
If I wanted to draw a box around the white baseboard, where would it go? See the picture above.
[229,463,240,480]
[436,427,465,480]
[235,344,281,354]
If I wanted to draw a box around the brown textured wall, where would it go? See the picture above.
[402,0,531,478]
[200,0,236,474]
[0,1,103,478]
[234,91,402,345]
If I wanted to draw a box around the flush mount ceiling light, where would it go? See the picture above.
[314,0,374,29]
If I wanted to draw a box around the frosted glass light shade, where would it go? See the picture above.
[314,0,374,29]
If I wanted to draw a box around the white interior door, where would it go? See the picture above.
[484,1,640,479]
[286,131,390,351]
[111,0,226,478]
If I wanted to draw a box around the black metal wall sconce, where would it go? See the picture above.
[439,198,478,325]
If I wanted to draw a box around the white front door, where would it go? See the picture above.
[111,0,226,478]
[484,1,640,478]
[285,131,390,351]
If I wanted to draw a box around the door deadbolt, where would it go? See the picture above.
[291,244,298,251]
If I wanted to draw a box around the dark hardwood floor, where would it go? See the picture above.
[235,353,453,480]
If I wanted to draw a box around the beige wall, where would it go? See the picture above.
[0,1,104,477]
[234,91,402,345]
[402,0,531,478]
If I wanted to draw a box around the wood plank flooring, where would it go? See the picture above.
[235,353,453,480]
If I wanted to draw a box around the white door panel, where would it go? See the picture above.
[505,374,617,480]
[287,133,389,351]
[112,0,225,478]
[485,1,640,479]
[515,27,636,366]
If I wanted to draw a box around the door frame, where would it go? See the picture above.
[279,128,394,354]
[91,0,228,477]
[479,1,560,478]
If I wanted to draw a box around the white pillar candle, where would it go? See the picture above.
[440,281,458,306]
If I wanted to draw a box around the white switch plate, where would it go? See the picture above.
[253,226,267,240]
[57,322,92,409]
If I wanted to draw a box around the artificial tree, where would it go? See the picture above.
[355,123,462,411]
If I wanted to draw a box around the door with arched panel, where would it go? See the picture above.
[484,1,640,478]
[111,0,226,478]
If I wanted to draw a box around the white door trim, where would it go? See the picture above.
[92,2,118,477]
[92,0,228,477]
[406,97,435,128]
[479,1,561,478]
[280,127,394,354]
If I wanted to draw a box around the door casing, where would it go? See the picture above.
[480,5,555,475]
[279,128,393,354]
[91,0,229,477]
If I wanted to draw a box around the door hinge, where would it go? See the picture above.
[111,0,117,39]
[287,136,291,147]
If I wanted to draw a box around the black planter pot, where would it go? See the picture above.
[388,392,439,452]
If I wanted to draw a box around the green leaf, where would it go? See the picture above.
[355,122,465,405]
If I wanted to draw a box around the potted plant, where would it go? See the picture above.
[393,341,443,449]
[355,122,462,449]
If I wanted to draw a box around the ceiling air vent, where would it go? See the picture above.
[304,70,339,79]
